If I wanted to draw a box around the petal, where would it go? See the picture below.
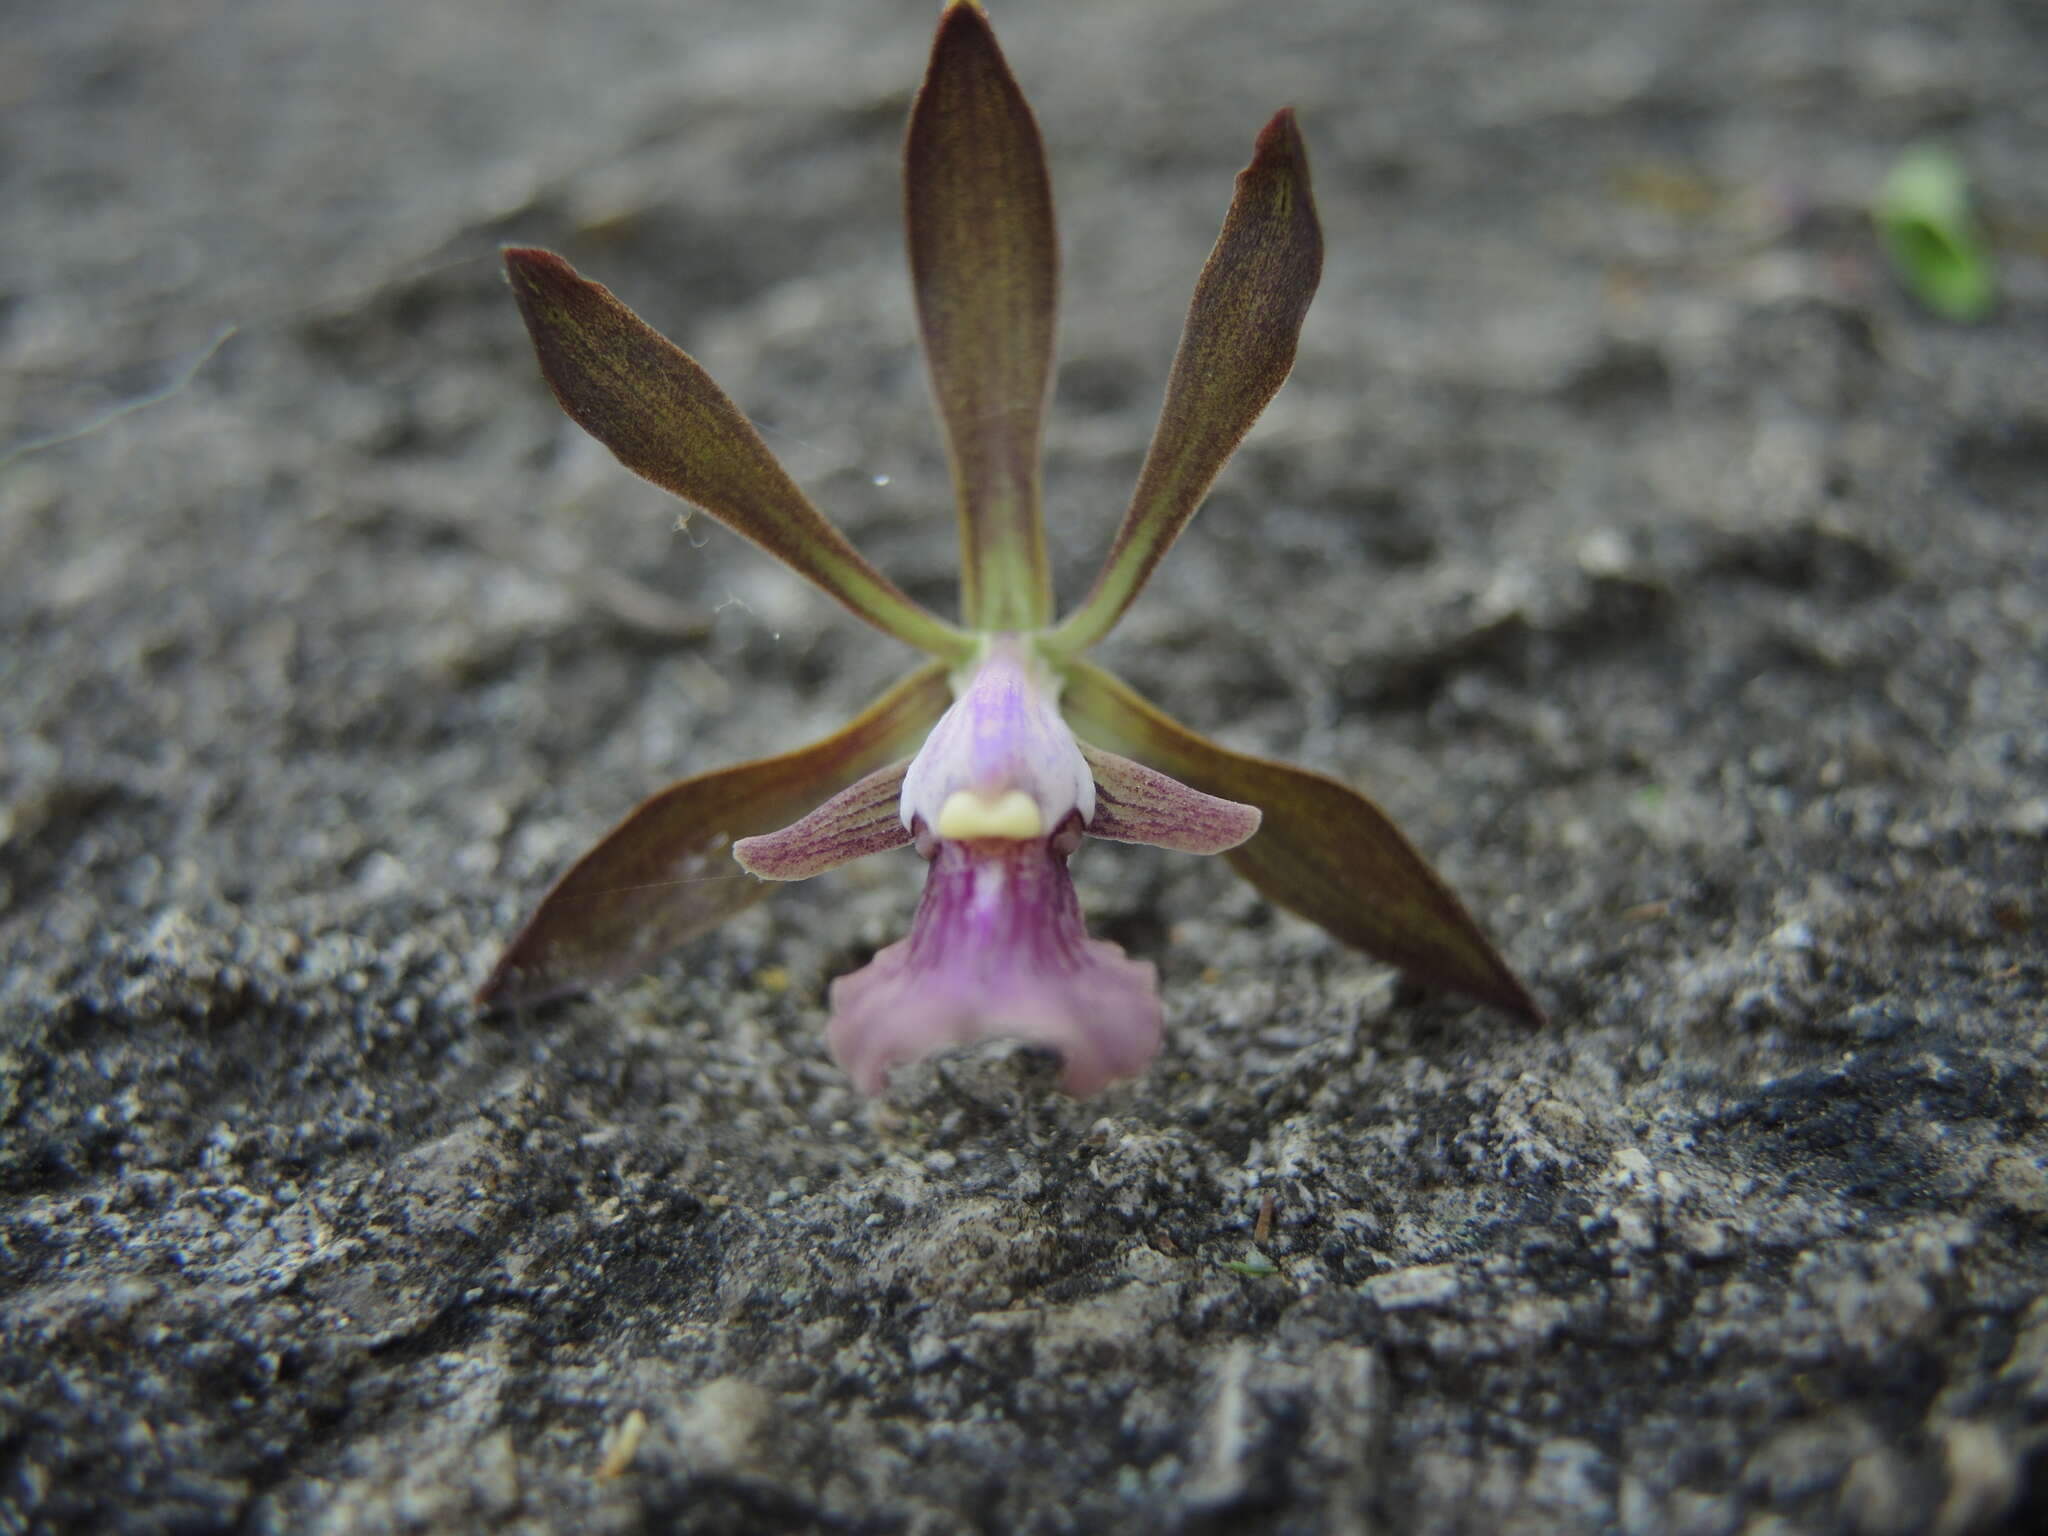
[477,663,952,1008]
[900,635,1093,839]
[1061,662,1545,1023]
[905,0,1057,631]
[504,248,972,661]
[732,761,914,881]
[827,837,1161,1096]
[1049,111,1324,657]
[1079,742,1261,853]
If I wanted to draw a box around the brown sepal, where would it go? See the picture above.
[1062,662,1544,1024]
[904,0,1058,630]
[504,247,967,658]
[478,664,951,1007]
[1054,109,1324,654]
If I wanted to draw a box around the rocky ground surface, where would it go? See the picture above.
[4,0,2046,1531]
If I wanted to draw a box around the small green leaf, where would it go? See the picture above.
[1062,661,1544,1024]
[478,663,952,1007]
[905,0,1058,631]
[1050,110,1323,657]
[504,248,972,660]
[1874,145,1995,323]
[1222,1255,1280,1279]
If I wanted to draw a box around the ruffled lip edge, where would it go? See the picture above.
[824,835,1164,1095]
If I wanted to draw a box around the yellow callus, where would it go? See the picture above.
[934,788,1043,841]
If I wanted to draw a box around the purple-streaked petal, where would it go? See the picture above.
[905,0,1057,631]
[732,761,914,881]
[477,663,952,1008]
[1079,742,1261,854]
[1050,110,1323,656]
[1061,661,1545,1024]
[900,635,1093,840]
[504,247,971,661]
[827,837,1160,1096]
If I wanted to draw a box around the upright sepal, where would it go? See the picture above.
[1051,110,1323,656]
[1061,662,1544,1023]
[478,664,953,1007]
[504,248,971,660]
[905,0,1058,631]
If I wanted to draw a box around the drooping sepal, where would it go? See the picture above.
[733,761,915,881]
[905,0,1058,631]
[827,836,1162,1095]
[1061,662,1545,1023]
[504,247,971,660]
[477,663,953,1007]
[1051,110,1323,656]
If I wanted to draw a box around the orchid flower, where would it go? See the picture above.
[478,0,1542,1094]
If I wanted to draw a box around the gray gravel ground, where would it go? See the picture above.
[4,0,2046,1532]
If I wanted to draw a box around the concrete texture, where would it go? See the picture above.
[3,0,2045,1531]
